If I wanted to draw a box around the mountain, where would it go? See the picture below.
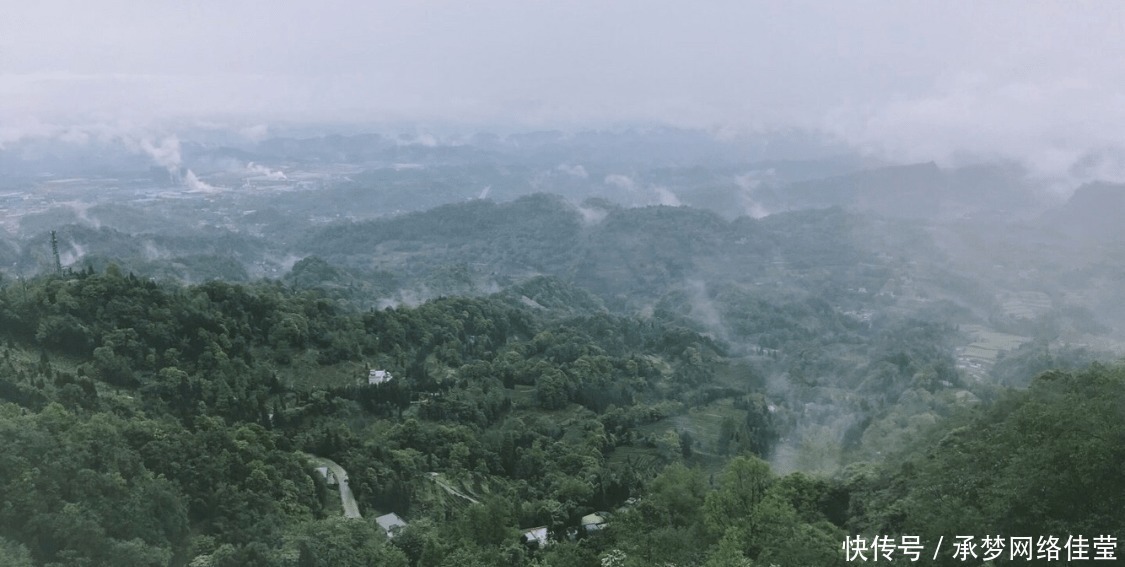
[776,162,1039,220]
[1040,181,1125,241]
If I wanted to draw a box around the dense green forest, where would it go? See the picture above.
[0,264,1120,566]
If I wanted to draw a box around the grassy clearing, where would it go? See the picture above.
[276,353,370,390]
[606,445,661,470]
[509,384,537,407]
[667,398,747,455]
[709,360,761,390]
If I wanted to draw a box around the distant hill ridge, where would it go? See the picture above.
[781,161,1038,219]
[1039,181,1125,241]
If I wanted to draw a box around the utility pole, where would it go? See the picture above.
[50,230,62,275]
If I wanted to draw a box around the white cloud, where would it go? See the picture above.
[604,174,635,190]
[246,162,287,180]
[825,70,1125,189]
[184,170,221,193]
[3,1,1125,188]
[556,164,588,178]
[735,174,770,219]
[652,186,681,207]
[575,205,608,225]
[240,123,271,142]
[138,136,183,171]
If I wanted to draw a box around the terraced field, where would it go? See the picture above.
[957,324,1029,379]
[999,291,1052,319]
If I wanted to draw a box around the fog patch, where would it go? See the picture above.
[825,72,1125,195]
[557,163,588,178]
[378,287,431,310]
[245,162,287,180]
[133,134,223,192]
[575,205,608,225]
[684,280,730,343]
[479,279,501,294]
[276,254,305,272]
[734,173,771,219]
[520,295,546,310]
[57,128,90,145]
[184,170,221,193]
[604,174,636,191]
[61,201,101,228]
[240,123,270,142]
[606,174,683,207]
[398,133,439,147]
[142,240,169,261]
[652,186,681,207]
[769,416,857,477]
[138,136,183,172]
[59,240,87,267]
[0,117,63,148]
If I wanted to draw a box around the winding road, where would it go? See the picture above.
[309,457,481,520]
[308,454,362,518]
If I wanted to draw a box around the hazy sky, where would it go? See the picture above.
[4,1,1125,176]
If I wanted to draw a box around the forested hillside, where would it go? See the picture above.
[9,1,1125,564]
[0,266,1119,566]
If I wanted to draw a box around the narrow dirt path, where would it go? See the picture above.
[427,472,480,504]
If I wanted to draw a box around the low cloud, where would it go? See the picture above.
[131,134,225,192]
[825,71,1125,192]
[684,279,728,342]
[734,173,771,219]
[575,205,608,225]
[246,162,287,180]
[62,201,101,228]
[604,174,636,190]
[240,123,271,142]
[398,133,439,147]
[59,240,87,268]
[557,163,588,178]
[652,186,681,207]
[183,170,221,193]
[606,174,682,206]
[138,136,183,171]
[0,117,67,148]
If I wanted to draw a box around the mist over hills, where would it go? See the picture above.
[7,2,1125,563]
[779,161,1044,220]
[2,125,1120,335]
[2,124,1125,565]
[1040,181,1125,242]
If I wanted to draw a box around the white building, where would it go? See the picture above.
[581,512,607,533]
[376,513,408,538]
[368,369,393,385]
[522,526,549,548]
[315,466,337,486]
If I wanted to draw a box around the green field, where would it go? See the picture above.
[277,354,371,390]
[665,398,747,456]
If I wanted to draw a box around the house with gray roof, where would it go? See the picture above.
[376,512,408,538]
